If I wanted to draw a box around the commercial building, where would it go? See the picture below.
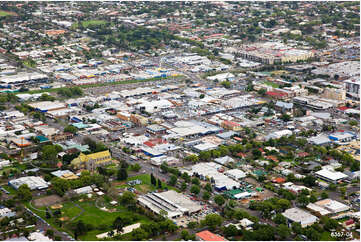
[192,162,239,191]
[322,88,346,101]
[28,101,66,113]
[307,199,350,216]
[0,72,48,87]
[71,150,112,170]
[282,207,318,228]
[265,129,292,141]
[315,169,348,184]
[329,131,357,143]
[9,176,48,190]
[224,169,246,180]
[137,190,202,219]
[239,42,314,65]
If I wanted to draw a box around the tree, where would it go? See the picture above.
[157,178,162,189]
[45,230,54,238]
[191,177,200,185]
[214,195,225,207]
[202,191,211,200]
[204,183,212,192]
[51,177,70,196]
[276,224,290,240]
[297,195,310,207]
[291,222,303,234]
[280,113,291,122]
[258,88,267,96]
[83,137,97,151]
[302,175,316,187]
[277,199,291,211]
[273,213,286,224]
[119,191,136,210]
[321,191,329,199]
[185,154,199,163]
[64,125,78,134]
[180,230,190,240]
[113,216,125,233]
[117,168,128,181]
[150,173,156,186]
[16,184,32,201]
[169,175,177,186]
[41,145,60,163]
[309,194,317,203]
[201,214,223,231]
[181,182,187,191]
[130,163,141,172]
[323,217,339,231]
[74,220,86,239]
[349,120,358,126]
[199,94,205,99]
[223,224,238,237]
[190,185,200,195]
[221,81,231,88]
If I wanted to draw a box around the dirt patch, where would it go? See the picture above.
[33,195,63,207]
[51,204,63,209]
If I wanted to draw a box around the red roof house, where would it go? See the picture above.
[196,230,227,241]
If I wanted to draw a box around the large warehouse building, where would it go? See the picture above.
[137,190,202,219]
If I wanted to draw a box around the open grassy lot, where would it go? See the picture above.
[71,20,107,29]
[27,198,152,241]
[116,174,179,193]
[263,80,280,88]
[0,10,16,17]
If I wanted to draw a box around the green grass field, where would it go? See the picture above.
[71,20,107,29]
[0,10,16,17]
[27,199,152,241]
[123,174,179,193]
[263,81,280,88]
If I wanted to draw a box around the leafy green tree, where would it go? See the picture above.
[201,214,223,231]
[51,177,70,196]
[190,185,200,195]
[204,183,212,192]
[273,213,287,224]
[16,184,32,201]
[130,163,141,172]
[73,220,87,239]
[214,195,225,207]
[181,182,187,191]
[297,195,310,207]
[117,168,128,181]
[64,125,78,134]
[280,113,291,122]
[191,177,200,185]
[119,191,136,210]
[113,216,125,233]
[276,224,290,240]
[150,173,156,186]
[223,224,238,237]
[321,191,329,199]
[169,175,177,186]
[257,88,267,96]
[202,191,211,200]
[157,178,162,189]
[302,175,316,187]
